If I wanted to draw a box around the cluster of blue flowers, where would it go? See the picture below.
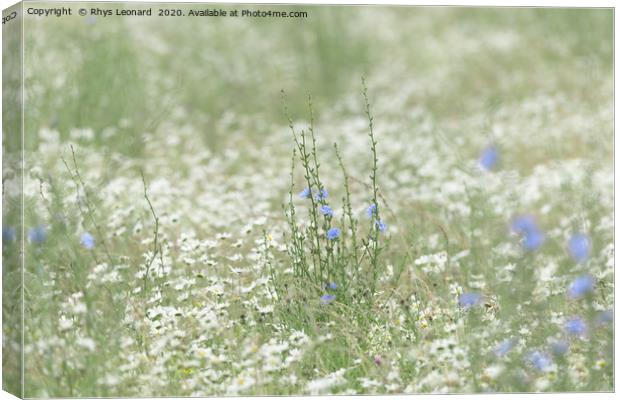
[479,146,596,263]
[320,282,338,305]
[298,186,390,306]
[503,213,605,368]
[299,187,341,240]
[320,294,336,305]
[558,229,608,356]
[523,341,569,371]
[518,233,610,371]
[299,187,389,243]
[366,203,387,233]
[469,147,611,372]
[3,225,96,251]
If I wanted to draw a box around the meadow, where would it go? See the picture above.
[2,4,614,396]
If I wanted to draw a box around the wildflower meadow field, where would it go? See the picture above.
[2,4,614,397]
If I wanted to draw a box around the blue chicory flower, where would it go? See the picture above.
[2,226,16,243]
[494,339,514,357]
[320,205,333,217]
[315,189,329,201]
[80,232,95,249]
[567,274,595,299]
[327,227,340,240]
[326,282,337,290]
[567,233,591,263]
[366,203,377,218]
[299,187,312,199]
[28,225,47,244]
[565,317,588,337]
[320,294,336,305]
[376,220,387,233]
[458,292,482,309]
[523,228,545,251]
[526,351,553,371]
[479,145,499,171]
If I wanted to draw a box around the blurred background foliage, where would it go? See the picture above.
[22,6,612,155]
